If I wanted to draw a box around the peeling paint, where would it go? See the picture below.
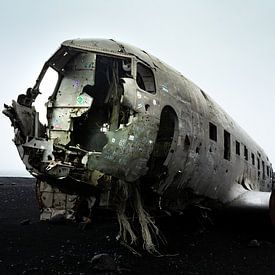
[3,38,274,252]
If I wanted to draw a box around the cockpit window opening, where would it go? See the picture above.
[34,66,59,126]
[209,122,217,142]
[136,62,156,94]
[47,47,79,76]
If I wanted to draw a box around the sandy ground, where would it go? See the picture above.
[1,177,275,274]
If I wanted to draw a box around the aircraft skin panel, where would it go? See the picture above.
[3,38,273,231]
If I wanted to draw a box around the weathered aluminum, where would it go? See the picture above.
[3,38,273,221]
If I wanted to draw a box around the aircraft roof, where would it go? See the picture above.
[62,38,155,67]
[62,38,182,77]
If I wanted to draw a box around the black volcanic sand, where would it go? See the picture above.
[1,177,275,274]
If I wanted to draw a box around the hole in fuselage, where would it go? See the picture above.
[184,135,190,149]
[147,106,178,177]
[70,55,131,152]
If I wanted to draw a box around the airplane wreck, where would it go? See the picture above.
[3,39,274,252]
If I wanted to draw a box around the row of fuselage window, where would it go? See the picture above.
[208,122,272,180]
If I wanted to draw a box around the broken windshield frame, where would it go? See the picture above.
[33,66,59,126]
[33,47,135,151]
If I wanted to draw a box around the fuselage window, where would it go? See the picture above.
[257,158,261,178]
[262,161,266,179]
[244,146,248,161]
[136,63,156,93]
[224,130,231,161]
[209,122,217,141]
[236,141,240,155]
[251,153,255,166]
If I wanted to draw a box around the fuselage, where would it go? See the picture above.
[4,38,273,214]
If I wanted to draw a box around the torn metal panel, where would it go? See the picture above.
[86,113,158,182]
[47,52,95,145]
[37,180,80,220]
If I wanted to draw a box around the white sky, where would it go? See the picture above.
[0,0,274,176]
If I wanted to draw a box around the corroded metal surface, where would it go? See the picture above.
[3,39,274,248]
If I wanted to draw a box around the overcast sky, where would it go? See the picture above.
[0,0,274,176]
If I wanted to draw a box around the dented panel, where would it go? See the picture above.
[3,38,274,252]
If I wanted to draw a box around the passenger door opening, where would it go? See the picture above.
[147,106,178,179]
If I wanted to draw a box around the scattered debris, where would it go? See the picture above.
[20,218,30,225]
[48,214,66,225]
[247,239,273,248]
[90,253,117,272]
[261,241,273,247]
[248,239,260,247]
[22,267,39,274]
[119,240,142,257]
[78,216,92,230]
